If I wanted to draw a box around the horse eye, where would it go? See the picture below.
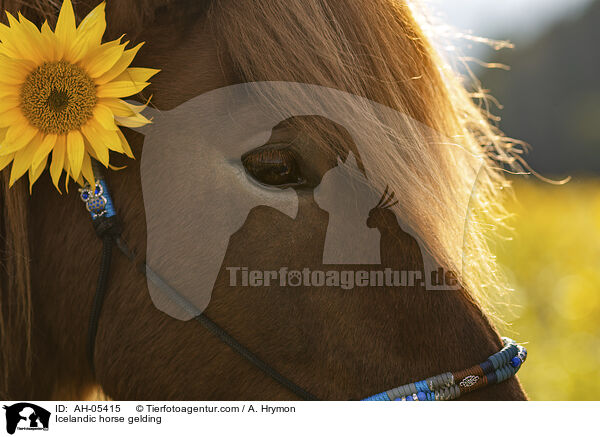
[242,145,306,187]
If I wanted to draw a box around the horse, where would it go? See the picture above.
[0,0,527,400]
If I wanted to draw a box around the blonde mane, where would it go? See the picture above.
[208,0,518,314]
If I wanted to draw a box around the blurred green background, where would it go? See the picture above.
[428,0,600,399]
[494,180,600,400]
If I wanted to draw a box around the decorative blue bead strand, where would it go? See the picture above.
[362,338,527,401]
[362,392,391,401]
[96,178,116,219]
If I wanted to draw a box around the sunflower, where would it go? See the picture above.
[0,0,158,192]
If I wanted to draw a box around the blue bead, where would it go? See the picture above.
[405,396,413,401]
[510,357,522,368]
[416,381,430,393]
[394,398,402,401]
[82,192,89,200]
[417,392,426,401]
[480,359,494,374]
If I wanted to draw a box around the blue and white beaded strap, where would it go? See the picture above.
[79,178,116,220]
[362,338,527,401]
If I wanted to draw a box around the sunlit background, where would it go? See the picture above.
[431,0,594,42]
[425,0,600,400]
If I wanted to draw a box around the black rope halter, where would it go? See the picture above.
[82,161,318,400]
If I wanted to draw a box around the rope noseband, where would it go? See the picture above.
[81,161,526,401]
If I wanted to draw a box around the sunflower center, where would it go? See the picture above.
[47,89,71,112]
[20,61,97,135]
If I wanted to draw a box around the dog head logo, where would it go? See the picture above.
[3,403,50,435]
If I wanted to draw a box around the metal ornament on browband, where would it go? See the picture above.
[79,161,120,237]
[80,159,527,400]
[79,180,112,219]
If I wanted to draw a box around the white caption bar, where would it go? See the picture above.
[0,401,597,436]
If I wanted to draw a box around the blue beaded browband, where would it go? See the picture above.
[362,337,527,401]
[80,162,527,401]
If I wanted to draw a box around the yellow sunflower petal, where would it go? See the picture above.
[50,135,66,192]
[84,42,126,78]
[29,154,48,192]
[40,21,57,62]
[0,22,14,44]
[114,67,160,84]
[32,133,57,170]
[80,151,95,187]
[4,120,36,144]
[0,55,34,84]
[84,143,99,163]
[16,12,46,63]
[64,162,70,193]
[115,112,151,128]
[0,87,19,99]
[62,137,71,193]
[108,163,127,171]
[81,122,109,166]
[0,94,20,113]
[116,129,135,159]
[0,42,19,58]
[99,98,148,117]
[99,98,136,117]
[0,22,28,59]
[96,81,150,99]
[0,122,38,156]
[77,2,106,46]
[3,14,36,62]
[95,42,144,85]
[78,36,122,70]
[0,152,14,171]
[68,2,106,63]
[9,136,40,187]
[92,103,118,131]
[55,0,77,60]
[87,119,123,153]
[0,108,26,129]
[66,130,84,180]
